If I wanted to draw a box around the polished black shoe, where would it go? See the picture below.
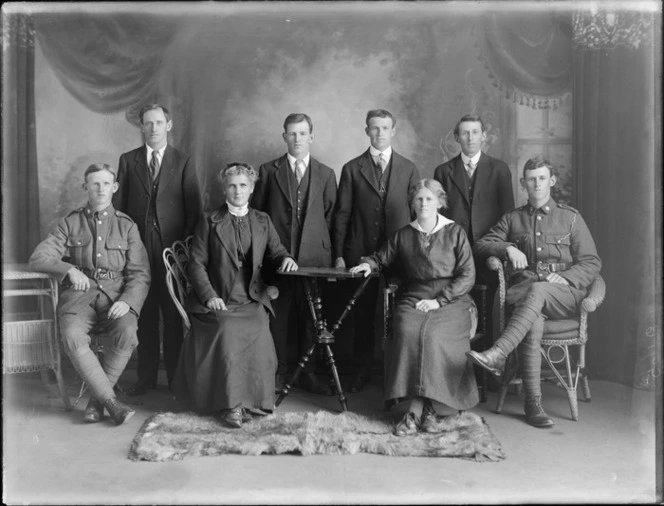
[223,407,243,429]
[524,396,554,428]
[127,379,157,397]
[349,369,371,394]
[394,412,418,436]
[103,397,136,425]
[419,400,438,433]
[298,373,329,395]
[466,348,508,377]
[83,398,104,423]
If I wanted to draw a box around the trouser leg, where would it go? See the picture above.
[135,228,164,384]
[100,311,139,388]
[60,306,115,403]
[494,281,580,356]
[518,315,545,399]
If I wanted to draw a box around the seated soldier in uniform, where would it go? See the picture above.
[29,163,150,425]
[467,157,601,428]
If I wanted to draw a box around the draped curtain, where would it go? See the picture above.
[479,12,573,109]
[572,11,661,388]
[34,13,178,124]
[2,13,41,263]
[481,8,661,387]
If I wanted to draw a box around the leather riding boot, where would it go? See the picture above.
[84,397,104,423]
[103,397,136,425]
[466,347,508,377]
[101,346,133,390]
[524,396,554,428]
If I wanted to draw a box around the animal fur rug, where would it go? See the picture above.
[128,410,505,462]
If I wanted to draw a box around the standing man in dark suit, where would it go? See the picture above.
[333,109,420,393]
[113,104,201,395]
[251,113,337,395]
[433,114,514,253]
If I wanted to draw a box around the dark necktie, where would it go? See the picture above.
[150,151,160,181]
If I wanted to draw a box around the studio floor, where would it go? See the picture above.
[2,369,659,505]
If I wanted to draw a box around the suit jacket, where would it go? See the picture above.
[333,149,420,266]
[185,206,291,316]
[113,145,201,249]
[28,205,150,315]
[433,152,514,244]
[251,154,337,268]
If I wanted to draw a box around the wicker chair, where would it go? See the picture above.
[383,281,490,403]
[486,256,606,421]
[162,236,193,332]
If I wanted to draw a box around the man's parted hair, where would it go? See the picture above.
[408,178,448,211]
[283,113,313,133]
[365,109,396,127]
[522,156,557,178]
[139,104,171,124]
[220,162,258,186]
[453,114,486,137]
[84,163,116,182]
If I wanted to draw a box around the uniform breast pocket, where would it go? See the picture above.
[66,234,92,266]
[513,234,530,258]
[105,240,129,271]
[546,234,571,261]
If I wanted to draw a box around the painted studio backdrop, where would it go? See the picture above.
[2,3,661,389]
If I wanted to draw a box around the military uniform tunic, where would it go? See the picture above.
[474,198,601,321]
[29,204,150,355]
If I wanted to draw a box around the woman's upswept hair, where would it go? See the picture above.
[220,162,258,185]
[408,178,448,210]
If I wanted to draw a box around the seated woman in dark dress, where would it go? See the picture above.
[350,179,478,436]
[172,162,297,428]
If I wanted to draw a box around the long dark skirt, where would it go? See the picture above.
[172,302,276,413]
[385,294,479,410]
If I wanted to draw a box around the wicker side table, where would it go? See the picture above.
[3,264,71,409]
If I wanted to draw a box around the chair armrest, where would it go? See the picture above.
[581,275,606,313]
[486,256,504,273]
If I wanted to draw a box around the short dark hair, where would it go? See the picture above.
[408,179,448,211]
[522,157,557,178]
[139,104,171,124]
[365,109,396,127]
[84,163,116,182]
[283,113,313,133]
[220,162,258,186]
[453,114,486,137]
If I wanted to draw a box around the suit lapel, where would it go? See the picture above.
[449,155,470,204]
[156,145,175,193]
[472,152,490,201]
[305,158,323,213]
[274,156,292,205]
[386,151,403,198]
[359,150,380,195]
[212,209,240,270]
[248,209,265,271]
[134,146,151,194]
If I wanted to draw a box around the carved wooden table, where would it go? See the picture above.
[275,267,378,412]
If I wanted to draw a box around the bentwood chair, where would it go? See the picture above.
[162,236,193,332]
[486,256,606,421]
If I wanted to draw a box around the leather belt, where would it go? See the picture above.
[530,261,571,279]
[81,268,121,280]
